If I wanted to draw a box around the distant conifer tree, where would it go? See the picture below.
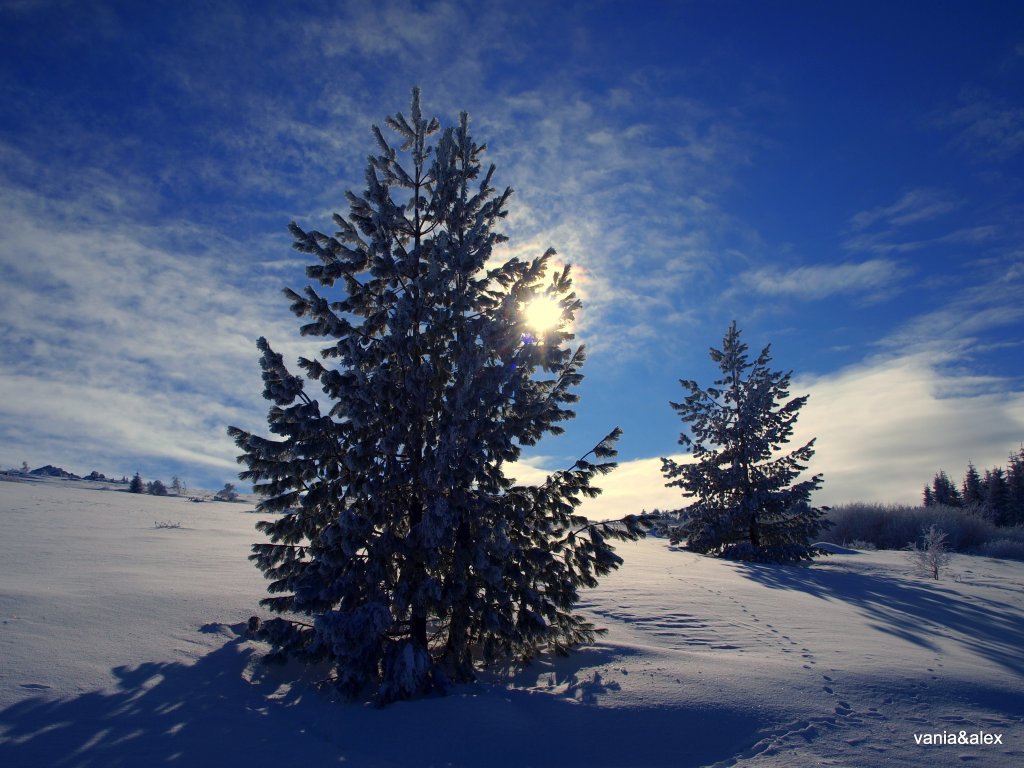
[929,471,962,507]
[228,89,647,703]
[661,322,828,563]
[984,468,1011,525]
[1005,448,1024,526]
[961,462,984,507]
[214,482,238,502]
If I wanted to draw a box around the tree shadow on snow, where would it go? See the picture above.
[0,625,763,768]
[735,561,1024,677]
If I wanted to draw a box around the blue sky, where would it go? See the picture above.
[1,0,1022,512]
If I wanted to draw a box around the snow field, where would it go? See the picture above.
[1,478,1021,767]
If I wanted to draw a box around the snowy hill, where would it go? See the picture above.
[1,477,1021,767]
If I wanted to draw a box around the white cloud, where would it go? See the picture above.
[848,188,960,231]
[944,91,1024,161]
[0,374,244,474]
[507,453,691,522]
[843,223,1000,256]
[840,188,998,256]
[0,180,302,484]
[793,351,1024,506]
[578,454,692,520]
[734,259,908,302]
[880,264,1024,351]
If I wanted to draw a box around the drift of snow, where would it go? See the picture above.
[1,477,1021,766]
[812,542,861,555]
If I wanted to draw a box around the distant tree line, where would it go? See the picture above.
[923,447,1024,526]
[7,464,244,502]
[128,473,188,496]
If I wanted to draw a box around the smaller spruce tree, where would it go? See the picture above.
[129,473,144,494]
[661,321,828,563]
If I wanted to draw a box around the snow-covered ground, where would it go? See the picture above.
[1,477,1021,767]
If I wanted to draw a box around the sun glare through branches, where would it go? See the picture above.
[523,295,564,335]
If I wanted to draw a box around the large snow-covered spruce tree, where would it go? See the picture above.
[228,89,647,703]
[661,321,828,563]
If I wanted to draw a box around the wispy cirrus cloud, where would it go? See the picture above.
[733,259,909,302]
[476,81,762,361]
[843,224,1000,256]
[879,264,1024,353]
[942,89,1024,161]
[848,188,961,231]
[127,1,763,366]
[0,168,306,484]
[842,188,1002,256]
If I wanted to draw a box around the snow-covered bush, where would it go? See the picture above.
[970,537,1024,561]
[907,524,952,580]
[829,503,999,552]
[846,539,876,551]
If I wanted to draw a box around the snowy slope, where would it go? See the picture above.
[1,477,1021,767]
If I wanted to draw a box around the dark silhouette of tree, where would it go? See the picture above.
[984,468,1011,525]
[228,89,647,703]
[214,483,238,502]
[661,321,828,563]
[962,462,984,507]
[927,471,961,507]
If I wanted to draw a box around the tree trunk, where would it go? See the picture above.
[408,496,429,651]
[443,519,475,682]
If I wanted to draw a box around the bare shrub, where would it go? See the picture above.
[907,524,952,579]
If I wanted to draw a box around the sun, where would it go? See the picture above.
[523,295,563,335]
